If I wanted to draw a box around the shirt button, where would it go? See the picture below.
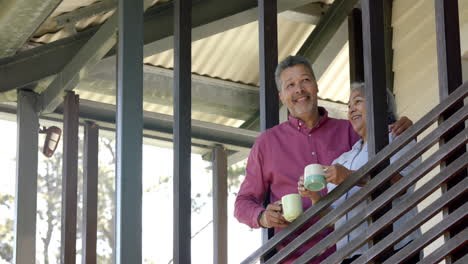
[312,152,315,155]
[308,134,311,137]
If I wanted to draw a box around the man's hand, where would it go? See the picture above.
[389,116,413,137]
[258,202,288,228]
[324,164,352,185]
[297,175,321,204]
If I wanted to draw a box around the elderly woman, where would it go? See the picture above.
[298,83,421,264]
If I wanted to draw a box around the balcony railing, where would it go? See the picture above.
[242,81,467,264]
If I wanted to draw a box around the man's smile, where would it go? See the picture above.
[293,95,310,103]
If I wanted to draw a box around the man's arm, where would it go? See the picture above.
[234,138,289,228]
[234,141,269,228]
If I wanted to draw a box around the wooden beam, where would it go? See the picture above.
[258,0,278,262]
[115,0,144,262]
[14,90,39,264]
[82,121,99,264]
[348,8,364,83]
[60,91,80,264]
[434,0,466,262]
[213,146,228,264]
[361,1,392,257]
[173,0,192,263]
[297,0,358,62]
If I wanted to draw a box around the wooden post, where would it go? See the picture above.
[61,91,79,264]
[173,0,192,263]
[435,0,466,262]
[258,0,279,262]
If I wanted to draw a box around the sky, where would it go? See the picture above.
[0,118,261,264]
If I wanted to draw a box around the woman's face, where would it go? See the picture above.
[348,89,367,139]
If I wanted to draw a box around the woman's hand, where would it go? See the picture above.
[298,175,321,204]
[389,116,413,137]
[324,164,353,185]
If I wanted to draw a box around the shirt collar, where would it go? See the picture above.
[352,138,367,152]
[288,107,329,130]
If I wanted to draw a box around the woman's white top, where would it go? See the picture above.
[327,133,422,257]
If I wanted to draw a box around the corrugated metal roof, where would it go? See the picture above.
[144,17,315,86]
[392,0,468,120]
[1,0,354,127]
[317,42,350,103]
[32,0,167,43]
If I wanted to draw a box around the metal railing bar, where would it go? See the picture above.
[334,158,468,264]
[382,197,468,264]
[266,105,468,264]
[417,228,468,264]
[241,82,467,264]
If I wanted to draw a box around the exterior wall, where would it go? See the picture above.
[393,0,468,121]
[392,0,468,257]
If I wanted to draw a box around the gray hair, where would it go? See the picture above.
[274,55,316,91]
[350,82,397,124]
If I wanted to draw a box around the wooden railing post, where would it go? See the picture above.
[258,0,279,262]
[435,0,466,262]
[173,0,192,263]
[361,1,392,260]
[61,91,79,264]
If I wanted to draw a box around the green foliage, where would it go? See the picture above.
[0,193,13,262]
[227,161,247,194]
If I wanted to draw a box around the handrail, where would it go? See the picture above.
[382,201,468,264]
[294,132,468,264]
[271,122,468,263]
[325,156,468,264]
[241,81,468,264]
[407,228,468,264]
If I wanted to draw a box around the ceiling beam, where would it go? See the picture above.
[39,13,118,113]
[78,62,349,121]
[0,99,258,152]
[76,64,259,120]
[297,0,358,62]
[0,0,62,58]
[279,2,328,25]
[0,0,317,92]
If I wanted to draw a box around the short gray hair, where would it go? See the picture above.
[350,82,397,124]
[274,55,316,91]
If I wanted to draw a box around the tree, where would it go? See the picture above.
[35,136,117,264]
[0,193,14,262]
[37,151,63,264]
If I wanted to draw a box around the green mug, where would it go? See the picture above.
[304,164,326,191]
[281,193,303,222]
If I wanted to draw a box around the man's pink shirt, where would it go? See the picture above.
[234,108,359,263]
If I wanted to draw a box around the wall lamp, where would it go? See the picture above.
[39,126,62,158]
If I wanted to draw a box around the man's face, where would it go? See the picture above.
[278,64,319,118]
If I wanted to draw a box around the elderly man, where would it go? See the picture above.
[234,55,412,263]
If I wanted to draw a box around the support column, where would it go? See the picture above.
[258,0,278,262]
[115,0,143,262]
[212,146,228,264]
[173,0,192,263]
[14,90,39,264]
[361,0,391,257]
[82,121,99,264]
[348,8,364,83]
[434,0,465,262]
[60,91,80,264]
